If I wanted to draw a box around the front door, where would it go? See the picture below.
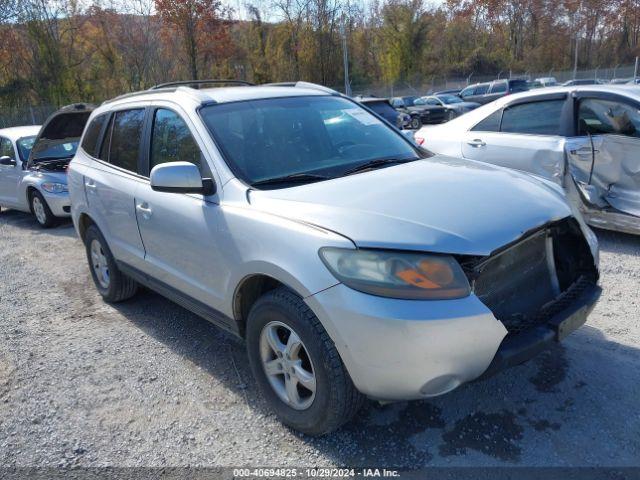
[134,106,229,315]
[0,136,21,205]
[569,96,640,217]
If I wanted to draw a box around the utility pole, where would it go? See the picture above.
[635,56,639,82]
[340,17,351,97]
[573,36,579,79]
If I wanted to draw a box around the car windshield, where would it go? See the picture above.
[200,96,420,187]
[438,95,462,104]
[16,136,36,162]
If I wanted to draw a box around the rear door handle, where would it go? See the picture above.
[136,202,152,218]
[85,179,96,188]
[467,139,486,147]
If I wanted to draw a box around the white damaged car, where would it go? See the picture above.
[415,85,640,235]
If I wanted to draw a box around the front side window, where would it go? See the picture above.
[500,100,565,135]
[16,136,36,161]
[200,96,420,186]
[578,98,640,138]
[460,87,474,99]
[0,137,14,158]
[150,109,203,172]
[100,109,144,172]
[81,114,108,157]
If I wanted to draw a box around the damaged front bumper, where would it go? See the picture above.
[478,280,601,381]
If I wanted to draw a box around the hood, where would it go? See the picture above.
[248,157,572,256]
[28,103,94,168]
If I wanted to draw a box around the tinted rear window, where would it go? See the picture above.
[100,109,144,173]
[501,100,564,135]
[365,101,398,119]
[81,114,107,157]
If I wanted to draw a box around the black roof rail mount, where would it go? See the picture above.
[151,79,254,89]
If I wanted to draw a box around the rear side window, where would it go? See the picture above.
[578,98,640,138]
[99,109,144,172]
[501,100,565,135]
[471,109,502,132]
[150,109,203,172]
[474,84,489,95]
[81,114,107,157]
[490,82,507,93]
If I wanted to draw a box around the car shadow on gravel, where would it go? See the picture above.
[594,228,640,255]
[103,281,640,468]
[0,208,74,236]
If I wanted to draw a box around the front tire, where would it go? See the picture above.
[84,224,138,303]
[410,116,422,130]
[246,287,363,436]
[30,190,56,228]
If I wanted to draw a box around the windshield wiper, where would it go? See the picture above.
[342,158,416,176]
[250,172,330,188]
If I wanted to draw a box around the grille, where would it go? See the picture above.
[469,219,596,336]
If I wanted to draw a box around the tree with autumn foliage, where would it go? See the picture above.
[155,0,231,80]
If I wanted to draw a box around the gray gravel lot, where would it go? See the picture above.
[1,209,639,468]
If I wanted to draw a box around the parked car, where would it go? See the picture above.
[69,80,600,436]
[459,79,529,105]
[355,96,410,129]
[0,103,93,227]
[527,80,544,89]
[627,78,640,85]
[535,77,558,87]
[415,85,640,235]
[610,78,631,84]
[434,88,461,96]
[418,94,481,119]
[562,79,604,86]
[391,95,448,126]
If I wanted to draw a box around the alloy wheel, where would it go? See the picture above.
[90,239,110,289]
[32,196,47,225]
[259,321,316,410]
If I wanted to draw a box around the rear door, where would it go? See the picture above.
[84,107,147,268]
[568,93,640,216]
[462,96,569,183]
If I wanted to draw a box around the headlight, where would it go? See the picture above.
[319,247,471,300]
[41,182,68,193]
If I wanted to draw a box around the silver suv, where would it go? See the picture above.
[68,80,601,435]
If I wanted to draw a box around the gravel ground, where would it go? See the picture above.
[1,209,639,468]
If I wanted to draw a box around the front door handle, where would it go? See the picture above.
[570,146,598,157]
[85,179,97,188]
[467,139,486,147]
[136,202,152,219]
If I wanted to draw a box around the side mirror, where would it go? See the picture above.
[0,156,16,167]
[150,162,216,196]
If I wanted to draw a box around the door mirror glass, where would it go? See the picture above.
[150,161,215,195]
[0,156,16,166]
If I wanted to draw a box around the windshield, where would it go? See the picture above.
[437,95,462,104]
[16,136,36,162]
[200,96,420,186]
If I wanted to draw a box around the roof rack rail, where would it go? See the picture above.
[263,81,341,95]
[151,79,254,89]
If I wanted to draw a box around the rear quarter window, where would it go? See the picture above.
[81,114,108,157]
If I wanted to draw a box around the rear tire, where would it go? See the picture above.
[246,287,363,436]
[410,116,422,129]
[84,224,138,303]
[30,190,56,228]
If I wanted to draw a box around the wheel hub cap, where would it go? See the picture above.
[33,197,46,224]
[260,321,316,410]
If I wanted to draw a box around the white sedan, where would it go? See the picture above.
[415,85,640,235]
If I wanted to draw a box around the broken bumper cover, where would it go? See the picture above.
[478,282,601,381]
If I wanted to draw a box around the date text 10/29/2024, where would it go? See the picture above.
[232,468,401,478]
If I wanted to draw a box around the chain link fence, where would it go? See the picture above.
[0,105,58,129]
[350,63,639,98]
